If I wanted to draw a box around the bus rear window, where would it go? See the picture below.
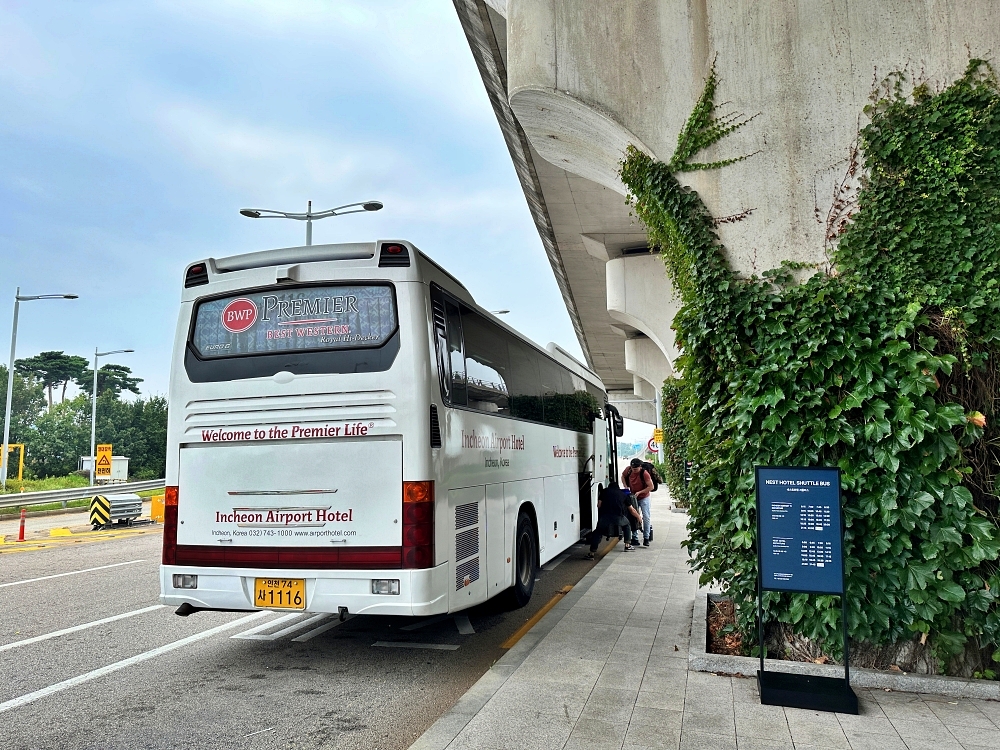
[191,284,397,359]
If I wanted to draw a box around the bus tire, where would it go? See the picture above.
[509,510,538,608]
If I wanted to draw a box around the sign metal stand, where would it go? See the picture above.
[755,466,858,714]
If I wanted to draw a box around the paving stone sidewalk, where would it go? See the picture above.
[410,488,1000,750]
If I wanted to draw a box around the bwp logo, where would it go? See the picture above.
[221,298,258,333]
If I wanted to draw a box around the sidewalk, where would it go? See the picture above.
[410,489,1000,750]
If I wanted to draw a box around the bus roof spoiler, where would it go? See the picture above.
[214,242,377,273]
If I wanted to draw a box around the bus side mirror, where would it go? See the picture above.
[605,403,625,438]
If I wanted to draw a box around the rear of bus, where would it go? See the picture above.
[160,241,446,617]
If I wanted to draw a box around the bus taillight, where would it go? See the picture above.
[402,481,434,569]
[162,486,179,565]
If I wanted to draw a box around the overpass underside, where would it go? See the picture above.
[453,0,1000,426]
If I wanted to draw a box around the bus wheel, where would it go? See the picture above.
[510,511,537,608]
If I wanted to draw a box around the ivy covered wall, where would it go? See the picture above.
[659,378,690,508]
[620,61,1000,674]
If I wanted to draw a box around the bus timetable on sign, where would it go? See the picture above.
[755,467,844,595]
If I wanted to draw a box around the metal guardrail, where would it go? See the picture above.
[0,479,166,510]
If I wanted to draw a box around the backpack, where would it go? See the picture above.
[624,465,655,494]
[641,461,660,491]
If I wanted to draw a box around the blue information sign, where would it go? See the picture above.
[756,467,843,595]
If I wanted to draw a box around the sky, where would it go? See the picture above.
[0,0,653,445]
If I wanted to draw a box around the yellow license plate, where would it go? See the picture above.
[254,578,305,610]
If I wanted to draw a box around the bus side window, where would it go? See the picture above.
[508,340,542,422]
[462,312,510,415]
[431,290,452,402]
[539,358,569,428]
[445,300,468,406]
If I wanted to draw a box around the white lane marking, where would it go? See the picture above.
[236,613,331,641]
[230,612,299,639]
[454,615,475,635]
[0,560,147,589]
[400,614,449,631]
[292,615,351,643]
[244,727,275,738]
[542,552,570,571]
[0,611,270,714]
[372,641,459,651]
[0,605,165,654]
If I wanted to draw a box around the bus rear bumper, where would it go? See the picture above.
[159,563,450,617]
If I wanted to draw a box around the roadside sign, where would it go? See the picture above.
[757,467,843,594]
[95,444,113,478]
[90,495,111,527]
[653,428,664,442]
[646,438,658,454]
[754,466,856,715]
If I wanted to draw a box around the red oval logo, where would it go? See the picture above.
[221,298,257,333]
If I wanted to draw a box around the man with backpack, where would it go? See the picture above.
[622,458,655,547]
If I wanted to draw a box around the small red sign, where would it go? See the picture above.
[221,298,257,333]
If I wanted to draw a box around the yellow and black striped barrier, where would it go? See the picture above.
[89,495,111,528]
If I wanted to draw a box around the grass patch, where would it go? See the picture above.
[0,475,90,495]
[0,497,91,516]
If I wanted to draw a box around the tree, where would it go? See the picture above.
[21,391,168,480]
[24,396,90,478]
[77,363,143,398]
[0,364,46,446]
[92,393,168,479]
[15,351,88,408]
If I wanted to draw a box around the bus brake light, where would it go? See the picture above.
[402,481,433,569]
[162,486,179,565]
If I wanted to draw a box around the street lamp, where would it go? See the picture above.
[88,348,133,484]
[239,200,383,246]
[1,289,78,489]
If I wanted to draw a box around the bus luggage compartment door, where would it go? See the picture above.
[176,439,402,549]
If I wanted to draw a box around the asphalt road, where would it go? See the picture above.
[0,521,605,749]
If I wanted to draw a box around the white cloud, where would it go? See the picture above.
[154,0,490,124]
[152,99,398,192]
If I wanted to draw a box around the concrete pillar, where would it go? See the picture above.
[625,336,672,392]
[606,389,655,424]
[606,253,681,366]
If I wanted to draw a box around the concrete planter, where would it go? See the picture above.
[689,590,1000,700]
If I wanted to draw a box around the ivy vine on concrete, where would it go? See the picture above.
[620,60,1000,673]
[658,378,690,508]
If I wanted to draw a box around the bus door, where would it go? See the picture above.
[581,415,607,534]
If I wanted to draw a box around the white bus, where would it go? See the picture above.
[160,240,617,618]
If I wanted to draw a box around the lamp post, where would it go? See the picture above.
[239,200,383,246]
[88,348,133,484]
[2,289,78,489]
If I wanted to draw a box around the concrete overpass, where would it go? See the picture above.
[452,0,1000,424]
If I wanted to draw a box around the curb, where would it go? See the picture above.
[408,544,620,750]
[689,590,1000,700]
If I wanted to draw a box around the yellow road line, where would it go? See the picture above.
[500,584,573,649]
[597,538,618,559]
[0,527,160,555]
